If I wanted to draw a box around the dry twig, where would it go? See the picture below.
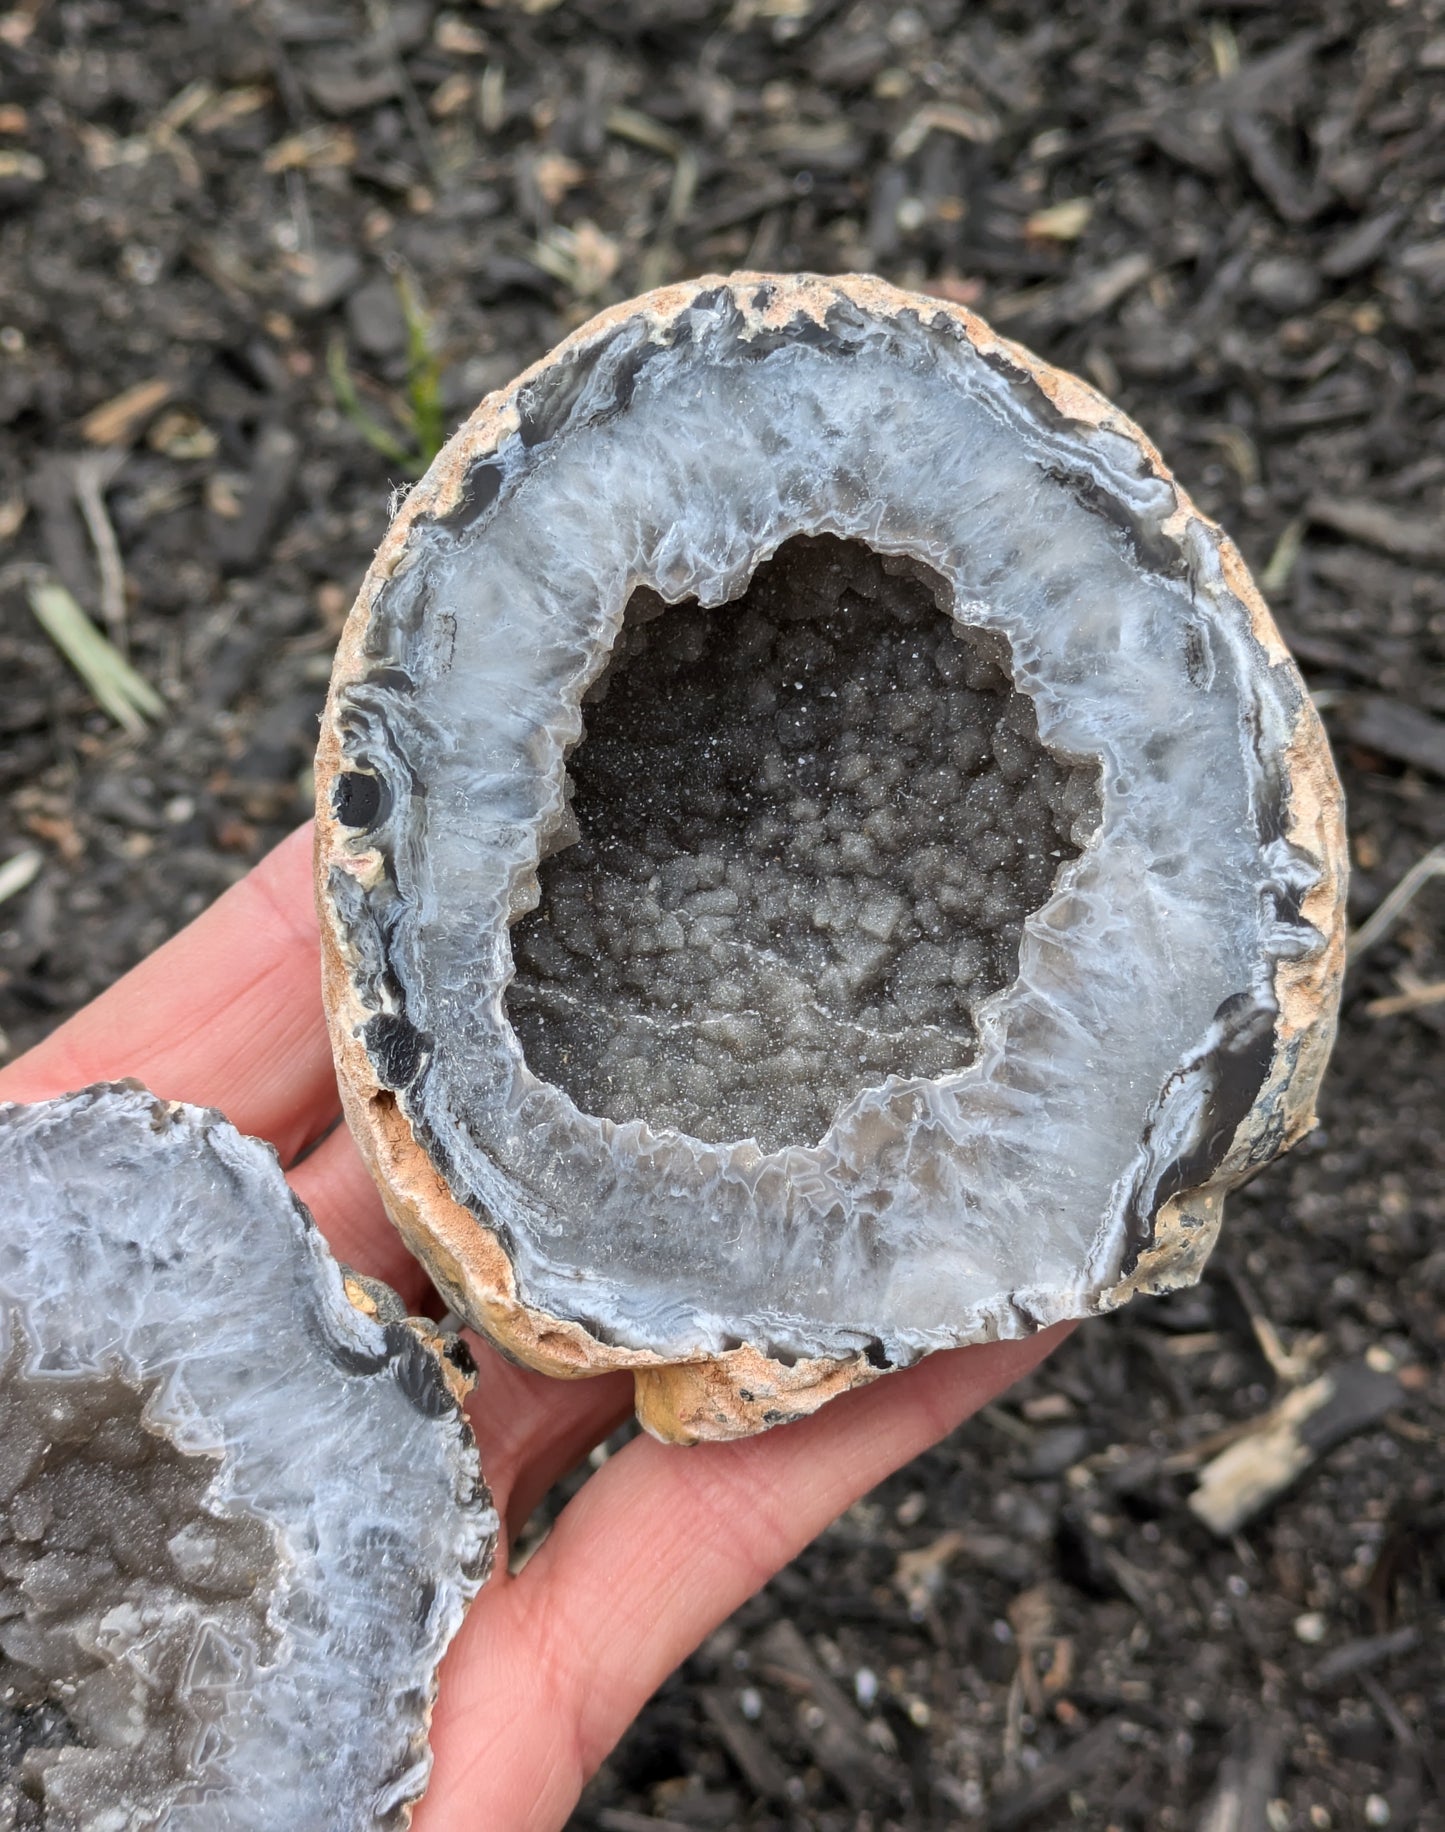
[71,451,128,649]
[1349,843,1445,962]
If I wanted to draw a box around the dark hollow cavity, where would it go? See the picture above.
[506,536,1102,1152]
[0,1345,278,1825]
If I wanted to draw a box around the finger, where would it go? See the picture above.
[0,824,337,1164]
[285,1120,425,1299]
[420,1328,1067,1832]
[291,1115,635,1526]
[286,1118,638,1521]
[462,1346,634,1538]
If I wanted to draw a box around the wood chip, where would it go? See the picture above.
[1338,695,1445,780]
[894,1528,968,1611]
[79,377,174,447]
[193,86,269,134]
[606,106,684,160]
[0,148,43,183]
[1025,198,1093,241]
[1229,111,1325,224]
[1307,496,1445,566]
[994,253,1152,329]
[1320,209,1405,278]
[1307,1624,1421,1690]
[215,424,301,574]
[434,19,489,56]
[1189,1362,1403,1537]
[1366,975,1445,1019]
[531,150,585,207]
[988,1719,1124,1830]
[699,1687,792,1803]
[428,72,472,119]
[264,126,358,174]
[1194,1718,1285,1832]
[892,101,1000,159]
[597,1814,697,1832]
[0,849,42,909]
[755,1618,892,1804]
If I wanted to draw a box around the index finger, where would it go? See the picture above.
[418,1327,1068,1832]
[0,824,339,1166]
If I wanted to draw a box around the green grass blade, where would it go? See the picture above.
[326,334,417,471]
[397,268,445,469]
[27,580,164,735]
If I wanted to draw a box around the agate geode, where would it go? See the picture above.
[0,1084,496,1829]
[316,273,1347,1442]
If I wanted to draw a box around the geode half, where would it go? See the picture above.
[0,1083,497,1830]
[316,272,1347,1442]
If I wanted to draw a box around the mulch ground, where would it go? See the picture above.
[1,2,1442,1828]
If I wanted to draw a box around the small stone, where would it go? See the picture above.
[147,409,217,461]
[346,272,409,359]
[1249,255,1322,312]
[1025,1425,1093,1479]
[0,148,44,202]
[289,248,362,315]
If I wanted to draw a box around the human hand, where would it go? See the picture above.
[0,825,1064,1830]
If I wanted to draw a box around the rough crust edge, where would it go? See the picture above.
[320,917,880,1443]
[314,271,1348,1444]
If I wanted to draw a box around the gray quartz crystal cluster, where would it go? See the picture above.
[0,1084,497,1831]
[508,538,1101,1152]
[317,274,1346,1435]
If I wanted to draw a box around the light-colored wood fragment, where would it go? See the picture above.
[79,377,174,446]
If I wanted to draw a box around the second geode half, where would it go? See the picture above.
[317,273,1347,1442]
[0,1084,496,1829]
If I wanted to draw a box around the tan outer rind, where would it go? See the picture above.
[315,272,1348,1444]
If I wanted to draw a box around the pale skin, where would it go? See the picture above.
[0,824,1065,1829]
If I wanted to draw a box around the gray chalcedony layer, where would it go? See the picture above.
[0,1084,496,1832]
[327,281,1330,1368]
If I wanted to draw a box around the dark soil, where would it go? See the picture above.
[1,3,1441,1829]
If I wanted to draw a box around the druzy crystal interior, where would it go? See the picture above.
[0,1359,279,1830]
[0,1084,496,1832]
[320,274,1343,1386]
[507,536,1101,1152]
